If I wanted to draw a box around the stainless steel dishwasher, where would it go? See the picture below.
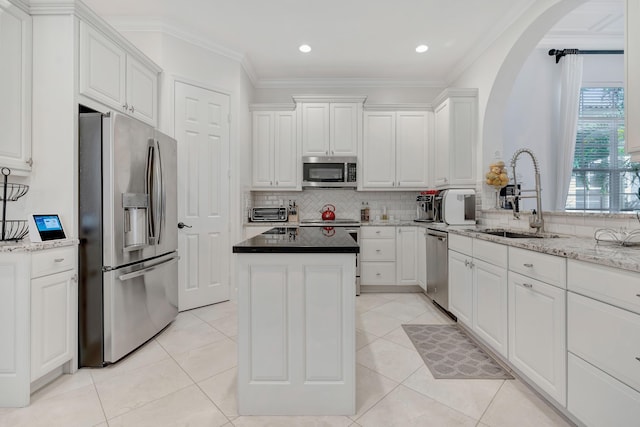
[426,229,449,312]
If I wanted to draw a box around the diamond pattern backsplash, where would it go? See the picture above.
[250,189,419,221]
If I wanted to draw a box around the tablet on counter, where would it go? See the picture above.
[28,214,67,242]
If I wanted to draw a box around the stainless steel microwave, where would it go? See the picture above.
[302,156,357,188]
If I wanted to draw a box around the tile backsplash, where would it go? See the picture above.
[250,189,419,221]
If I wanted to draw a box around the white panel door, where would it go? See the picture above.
[433,100,450,187]
[396,226,418,285]
[31,270,75,381]
[448,250,472,326]
[175,82,230,310]
[0,254,30,407]
[362,112,396,188]
[330,103,358,156]
[473,259,508,357]
[274,111,298,189]
[79,22,126,110]
[509,272,566,405]
[396,112,429,188]
[251,111,274,188]
[126,56,158,126]
[301,103,329,156]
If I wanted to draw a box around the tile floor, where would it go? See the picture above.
[0,293,574,427]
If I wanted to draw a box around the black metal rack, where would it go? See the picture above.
[1,167,29,241]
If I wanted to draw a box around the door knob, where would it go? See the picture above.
[177,222,192,229]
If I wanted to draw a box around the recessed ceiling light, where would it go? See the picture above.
[299,44,312,53]
[416,44,429,53]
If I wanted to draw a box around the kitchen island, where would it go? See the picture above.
[233,227,359,415]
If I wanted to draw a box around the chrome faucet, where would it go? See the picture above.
[509,148,544,233]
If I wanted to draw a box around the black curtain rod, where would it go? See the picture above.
[548,48,624,63]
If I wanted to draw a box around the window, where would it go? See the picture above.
[565,87,640,212]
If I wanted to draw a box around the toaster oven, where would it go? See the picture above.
[249,207,288,222]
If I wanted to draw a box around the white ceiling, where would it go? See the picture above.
[82,0,624,87]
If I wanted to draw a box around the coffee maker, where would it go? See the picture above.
[415,193,435,222]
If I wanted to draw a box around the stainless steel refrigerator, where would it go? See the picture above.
[78,111,178,367]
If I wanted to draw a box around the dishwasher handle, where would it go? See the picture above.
[427,230,448,241]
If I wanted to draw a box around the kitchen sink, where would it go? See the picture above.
[473,229,560,239]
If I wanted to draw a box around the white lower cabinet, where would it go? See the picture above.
[448,249,473,326]
[473,259,508,358]
[0,245,77,407]
[448,235,508,357]
[508,271,566,406]
[568,353,640,427]
[361,226,419,287]
[396,226,418,285]
[31,270,76,381]
[417,228,427,291]
[567,259,640,426]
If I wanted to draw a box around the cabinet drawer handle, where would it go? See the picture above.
[376,272,381,276]
[523,283,533,289]
[636,357,640,362]
[376,231,381,234]
[54,258,65,263]
[636,294,640,298]
[523,263,534,268]
[376,249,381,252]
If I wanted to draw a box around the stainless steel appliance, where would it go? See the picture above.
[299,219,360,295]
[415,194,435,222]
[78,111,178,367]
[249,207,288,222]
[302,156,357,188]
[426,229,451,314]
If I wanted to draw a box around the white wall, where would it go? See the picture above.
[502,51,624,211]
[450,0,588,209]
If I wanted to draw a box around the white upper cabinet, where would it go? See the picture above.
[80,22,159,126]
[295,97,365,157]
[362,110,430,190]
[251,107,299,190]
[433,89,477,188]
[626,0,640,161]
[0,1,32,174]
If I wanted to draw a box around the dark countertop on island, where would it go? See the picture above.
[233,227,359,254]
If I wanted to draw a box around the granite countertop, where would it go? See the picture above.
[0,238,79,253]
[448,227,640,274]
[233,227,359,254]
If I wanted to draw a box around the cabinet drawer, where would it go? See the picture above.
[361,226,395,239]
[568,260,640,316]
[361,262,396,285]
[31,247,76,278]
[568,353,640,427]
[361,239,396,261]
[568,292,640,392]
[509,247,566,288]
[448,234,472,255]
[473,239,507,269]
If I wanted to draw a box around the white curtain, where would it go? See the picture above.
[555,54,583,210]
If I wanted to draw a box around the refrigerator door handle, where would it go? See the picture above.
[118,254,180,281]
[146,142,157,244]
[155,139,165,245]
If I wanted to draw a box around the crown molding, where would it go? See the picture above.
[28,1,162,72]
[106,16,259,85]
[257,78,446,89]
[364,103,433,112]
[249,103,296,112]
[432,88,479,106]
[6,0,29,13]
[292,95,368,104]
[537,33,624,50]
